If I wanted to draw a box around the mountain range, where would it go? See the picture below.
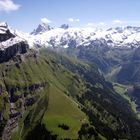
[0,21,140,140]
[2,21,140,49]
[25,22,140,49]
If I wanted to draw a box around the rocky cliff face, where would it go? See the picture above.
[0,22,29,63]
[0,41,29,63]
[0,49,49,140]
[0,30,15,42]
[1,82,48,140]
[0,22,48,140]
[0,22,15,42]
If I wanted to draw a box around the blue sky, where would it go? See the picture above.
[0,0,140,32]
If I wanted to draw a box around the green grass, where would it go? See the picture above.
[42,81,88,139]
[105,66,122,82]
[2,51,89,140]
[113,83,140,118]
[2,49,138,140]
[113,83,126,94]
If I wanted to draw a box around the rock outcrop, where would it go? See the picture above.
[0,41,29,63]
[2,82,48,140]
[0,22,29,63]
[0,22,15,42]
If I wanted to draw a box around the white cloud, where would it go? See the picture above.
[68,18,80,22]
[99,22,105,26]
[68,18,74,22]
[87,22,104,27]
[86,22,107,28]
[0,0,20,12]
[41,18,51,24]
[112,19,123,24]
[76,19,80,22]
[87,23,95,27]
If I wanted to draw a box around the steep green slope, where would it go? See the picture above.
[43,84,87,139]
[0,48,140,140]
[0,50,97,140]
[117,47,140,84]
[39,49,140,140]
[0,52,50,140]
[2,51,90,140]
[117,62,140,84]
[68,44,139,85]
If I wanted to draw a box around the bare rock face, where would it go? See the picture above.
[0,41,29,63]
[0,30,15,42]
[31,23,52,35]
[0,22,29,63]
[0,22,15,42]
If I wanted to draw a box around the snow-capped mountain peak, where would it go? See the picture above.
[0,22,8,28]
[0,22,16,42]
[4,21,140,50]
[0,22,28,51]
[60,24,69,29]
[0,22,9,34]
[31,22,53,35]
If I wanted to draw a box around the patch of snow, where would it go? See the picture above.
[0,36,23,50]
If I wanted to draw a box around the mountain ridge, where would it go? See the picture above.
[27,23,140,49]
[1,21,140,140]
[1,22,140,50]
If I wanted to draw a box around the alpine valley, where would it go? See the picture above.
[0,21,140,140]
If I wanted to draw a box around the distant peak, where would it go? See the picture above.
[0,22,8,28]
[106,28,113,31]
[0,22,10,35]
[114,27,123,33]
[31,23,53,35]
[126,26,133,29]
[40,22,50,28]
[0,21,15,42]
[60,24,69,29]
